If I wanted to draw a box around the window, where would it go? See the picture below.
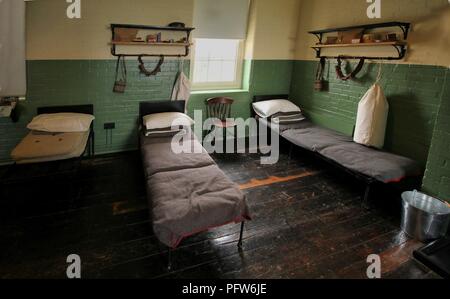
[191,39,244,90]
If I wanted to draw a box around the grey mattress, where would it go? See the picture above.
[260,118,422,183]
[140,130,250,248]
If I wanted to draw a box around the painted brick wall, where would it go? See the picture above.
[290,60,447,167]
[422,70,450,202]
[0,59,183,163]
[0,59,293,164]
[251,60,294,96]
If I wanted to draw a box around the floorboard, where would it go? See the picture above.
[0,149,439,279]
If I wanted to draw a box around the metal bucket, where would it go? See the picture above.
[401,190,450,243]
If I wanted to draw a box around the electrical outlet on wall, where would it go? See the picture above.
[104,122,115,146]
[104,122,115,130]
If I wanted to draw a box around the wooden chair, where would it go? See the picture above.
[205,97,237,151]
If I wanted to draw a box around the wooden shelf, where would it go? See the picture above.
[308,22,410,35]
[110,23,195,57]
[308,21,410,60]
[312,41,407,49]
[111,23,195,32]
[110,41,192,47]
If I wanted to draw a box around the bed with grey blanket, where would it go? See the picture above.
[260,117,422,183]
[140,127,250,249]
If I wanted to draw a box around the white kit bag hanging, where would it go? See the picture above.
[353,64,389,149]
[171,59,191,112]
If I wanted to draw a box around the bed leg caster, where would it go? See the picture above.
[237,221,245,249]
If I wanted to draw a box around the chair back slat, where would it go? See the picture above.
[206,97,234,121]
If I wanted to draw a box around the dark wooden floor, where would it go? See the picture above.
[0,148,438,279]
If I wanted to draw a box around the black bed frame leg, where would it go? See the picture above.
[362,183,372,209]
[91,133,94,156]
[167,247,173,271]
[288,144,293,161]
[91,131,95,157]
[238,221,245,249]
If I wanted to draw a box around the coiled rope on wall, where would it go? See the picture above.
[335,56,365,81]
[138,55,165,77]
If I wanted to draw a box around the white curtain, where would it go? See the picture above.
[193,0,250,39]
[0,0,27,97]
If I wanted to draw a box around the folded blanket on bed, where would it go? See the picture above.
[143,125,187,137]
[271,112,306,124]
[149,164,250,248]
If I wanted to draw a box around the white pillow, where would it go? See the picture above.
[143,112,194,130]
[252,99,301,118]
[27,113,95,133]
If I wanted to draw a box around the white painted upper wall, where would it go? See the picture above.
[25,0,450,65]
[26,0,194,60]
[294,0,450,66]
[26,0,300,60]
[246,0,301,60]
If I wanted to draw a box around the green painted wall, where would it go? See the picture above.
[0,59,293,164]
[290,60,448,168]
[1,57,448,202]
[0,59,181,163]
[422,70,450,202]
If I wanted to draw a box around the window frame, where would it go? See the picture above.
[190,39,245,91]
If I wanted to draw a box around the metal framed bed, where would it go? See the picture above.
[252,94,422,206]
[2,104,95,184]
[139,100,249,270]
[36,104,95,157]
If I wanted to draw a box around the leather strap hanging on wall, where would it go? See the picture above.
[138,55,165,77]
[314,57,326,91]
[335,56,365,81]
[113,55,127,93]
[375,62,383,84]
